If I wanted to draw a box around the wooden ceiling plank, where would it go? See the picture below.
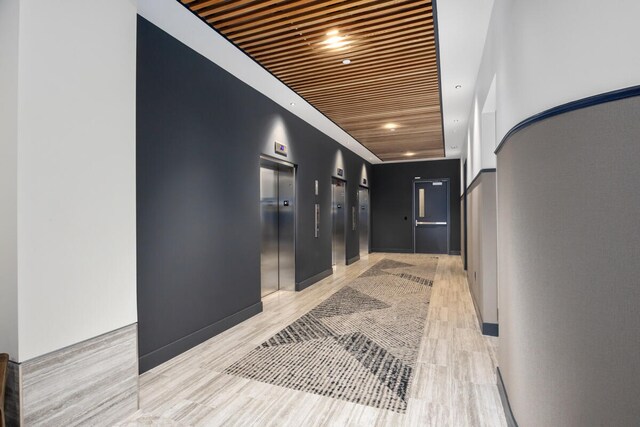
[239,6,432,51]
[208,0,346,26]
[296,72,438,95]
[223,0,430,43]
[302,79,440,97]
[191,0,256,13]
[246,12,431,57]
[260,31,435,70]
[252,25,433,65]
[311,91,439,108]
[287,63,439,91]
[316,98,442,115]
[215,0,392,33]
[197,0,283,17]
[279,54,438,84]
[267,39,436,77]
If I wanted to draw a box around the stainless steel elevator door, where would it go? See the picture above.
[332,179,346,267]
[277,166,295,291]
[358,187,370,257]
[260,167,279,297]
[260,161,295,298]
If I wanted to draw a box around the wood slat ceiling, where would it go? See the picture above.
[181,0,444,161]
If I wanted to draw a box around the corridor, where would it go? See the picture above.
[118,254,506,426]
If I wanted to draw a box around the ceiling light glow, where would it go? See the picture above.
[384,123,397,130]
[322,30,349,49]
[405,152,415,156]
[342,59,351,65]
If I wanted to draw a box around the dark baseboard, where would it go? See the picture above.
[482,323,499,337]
[5,360,20,426]
[449,250,461,255]
[370,248,413,253]
[468,281,499,337]
[346,255,360,265]
[138,301,263,373]
[497,367,519,427]
[296,268,333,291]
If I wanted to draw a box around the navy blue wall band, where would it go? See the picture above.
[495,85,640,155]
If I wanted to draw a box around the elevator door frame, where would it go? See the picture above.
[331,177,347,267]
[260,155,296,298]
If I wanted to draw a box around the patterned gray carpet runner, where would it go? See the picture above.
[224,256,438,413]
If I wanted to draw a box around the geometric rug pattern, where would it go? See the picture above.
[224,256,438,413]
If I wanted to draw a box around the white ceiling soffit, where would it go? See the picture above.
[138,0,381,164]
[437,0,495,158]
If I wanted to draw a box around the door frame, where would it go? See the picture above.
[412,178,450,254]
[259,155,297,293]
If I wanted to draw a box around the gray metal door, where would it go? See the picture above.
[358,187,369,257]
[260,160,295,298]
[414,179,449,254]
[332,179,346,267]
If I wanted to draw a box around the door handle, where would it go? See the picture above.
[416,221,447,226]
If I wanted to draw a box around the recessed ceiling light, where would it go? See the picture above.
[405,152,415,157]
[384,123,397,130]
[323,30,349,49]
[342,59,351,65]
[455,84,462,89]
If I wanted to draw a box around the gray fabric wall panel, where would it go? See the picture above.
[136,17,370,372]
[497,96,640,426]
[467,172,498,326]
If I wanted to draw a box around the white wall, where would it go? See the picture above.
[498,1,640,141]
[16,0,138,361]
[462,0,640,175]
[0,0,20,360]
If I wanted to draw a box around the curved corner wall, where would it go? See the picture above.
[496,92,640,426]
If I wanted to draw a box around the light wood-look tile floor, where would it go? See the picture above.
[117,254,507,426]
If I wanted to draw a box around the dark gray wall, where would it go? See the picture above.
[497,95,640,426]
[370,160,461,253]
[137,17,370,372]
